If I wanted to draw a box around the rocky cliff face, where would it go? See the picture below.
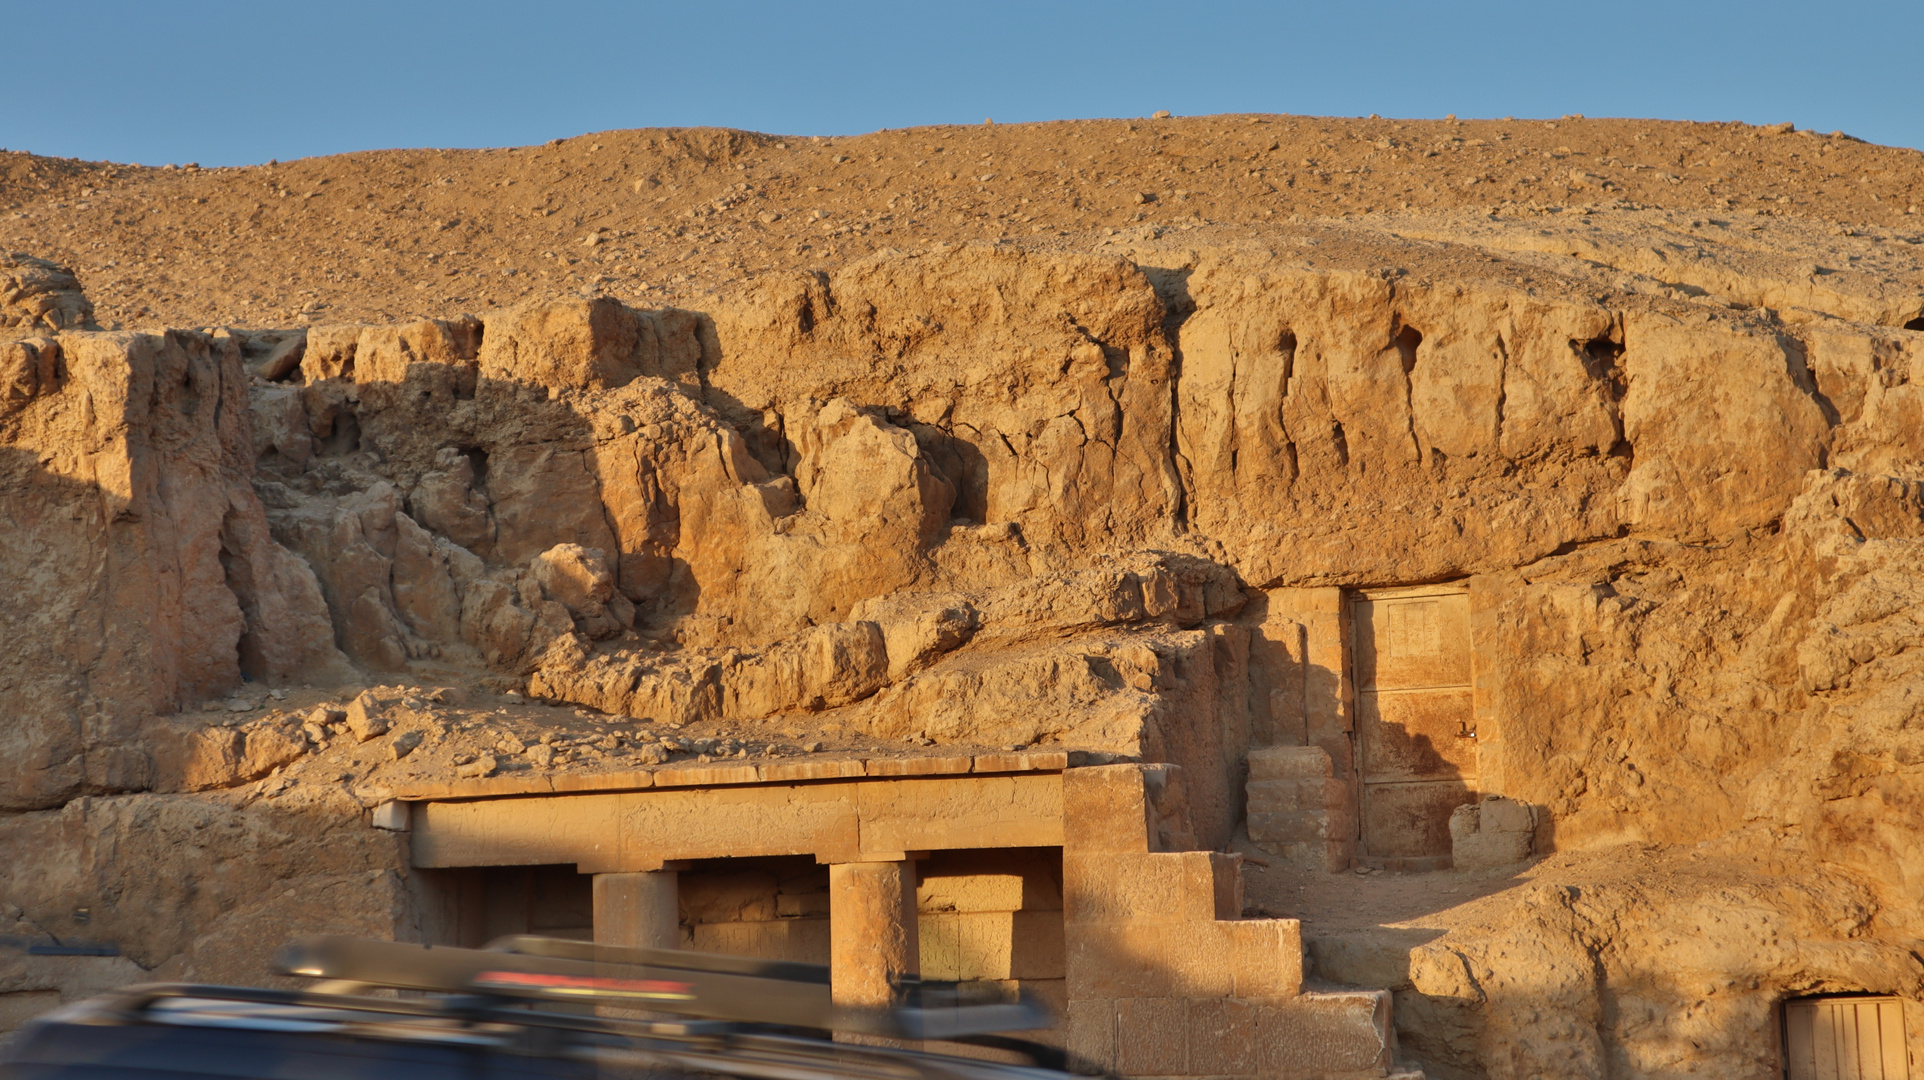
[5,202,1924,1077]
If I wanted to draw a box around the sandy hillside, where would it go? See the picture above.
[4,113,1920,330]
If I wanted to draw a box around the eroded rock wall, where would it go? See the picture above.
[1,326,346,810]
[7,239,1924,1078]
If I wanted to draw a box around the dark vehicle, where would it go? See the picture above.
[0,937,1080,1080]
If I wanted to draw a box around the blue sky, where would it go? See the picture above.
[8,0,1921,166]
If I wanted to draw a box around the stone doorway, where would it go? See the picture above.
[1349,586,1478,866]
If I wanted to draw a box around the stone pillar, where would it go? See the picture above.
[828,860,919,1011]
[593,870,680,951]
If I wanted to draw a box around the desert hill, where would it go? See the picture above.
[3,113,1920,329]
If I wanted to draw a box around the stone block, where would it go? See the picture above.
[972,751,1069,773]
[1017,978,1069,1042]
[1186,997,1260,1076]
[865,754,974,777]
[1064,851,1237,923]
[1247,776,1349,815]
[919,911,962,980]
[759,759,867,782]
[957,911,1016,981]
[1009,909,1066,979]
[830,860,919,1009]
[917,872,1026,913]
[1249,769,1355,872]
[550,769,653,793]
[1224,918,1305,998]
[1065,998,1116,1074]
[371,801,409,831]
[1065,921,1233,999]
[1249,809,1335,843]
[692,917,830,964]
[856,774,1064,855]
[1479,795,1536,834]
[1116,997,1188,1076]
[1255,990,1395,1076]
[1248,745,1334,782]
[653,763,762,787]
[1063,765,1156,854]
[1449,795,1535,871]
[1453,829,1533,870]
[1306,929,1441,990]
[594,870,679,950]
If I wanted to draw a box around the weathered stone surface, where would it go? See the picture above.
[407,447,493,556]
[0,326,348,809]
[10,216,1924,1080]
[0,253,93,333]
[0,789,409,990]
[1447,796,1534,871]
[343,693,390,741]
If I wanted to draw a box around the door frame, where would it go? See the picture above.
[1346,582,1479,867]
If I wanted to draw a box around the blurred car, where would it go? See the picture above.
[0,936,1079,1080]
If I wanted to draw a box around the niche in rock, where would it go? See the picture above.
[316,410,361,458]
[463,446,491,490]
[912,425,990,525]
[1394,325,1423,375]
[1577,334,1627,401]
[1576,332,1629,457]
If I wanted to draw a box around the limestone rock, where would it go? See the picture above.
[530,543,633,638]
[720,621,890,717]
[343,693,390,741]
[407,447,494,555]
[1448,796,1536,871]
[1,336,62,404]
[476,297,646,391]
[239,719,310,780]
[17,220,1924,1079]
[848,591,979,681]
[390,730,424,760]
[249,384,312,469]
[0,327,348,809]
[0,253,94,334]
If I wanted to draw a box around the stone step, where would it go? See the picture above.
[1304,927,1443,992]
[1099,987,1402,1078]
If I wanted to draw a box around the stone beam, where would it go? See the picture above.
[409,773,1064,872]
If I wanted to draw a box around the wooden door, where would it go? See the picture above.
[1784,997,1908,1080]
[1351,588,1478,860]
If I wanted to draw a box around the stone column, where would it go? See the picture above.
[828,860,920,1012]
[593,870,680,951]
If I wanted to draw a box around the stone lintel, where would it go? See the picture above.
[390,752,1069,803]
[409,773,1063,871]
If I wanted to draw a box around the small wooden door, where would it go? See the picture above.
[1784,997,1908,1080]
[1351,587,1478,860]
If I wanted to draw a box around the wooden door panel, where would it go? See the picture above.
[1359,781,1476,859]
[1358,688,1477,782]
[1785,997,1908,1080]
[1353,593,1472,691]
